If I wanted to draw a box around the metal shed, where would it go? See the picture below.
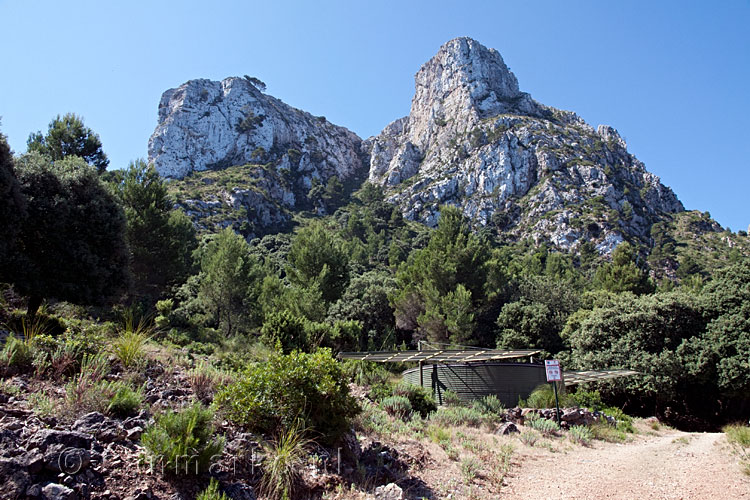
[340,347,639,407]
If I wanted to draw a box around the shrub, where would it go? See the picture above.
[525,384,573,409]
[28,391,56,418]
[1,334,33,369]
[602,406,635,433]
[381,395,412,420]
[107,381,143,417]
[141,403,224,475]
[214,349,359,443]
[470,395,504,418]
[196,479,228,500]
[430,406,490,428]
[393,383,437,418]
[259,420,312,500]
[568,425,593,446]
[590,421,627,443]
[525,415,560,436]
[188,362,232,404]
[341,360,390,386]
[367,382,393,402]
[441,390,463,407]
[519,430,541,447]
[460,456,481,483]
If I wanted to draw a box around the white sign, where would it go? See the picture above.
[545,359,561,382]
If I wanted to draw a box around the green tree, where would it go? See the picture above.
[13,153,129,315]
[197,228,263,335]
[0,129,26,281]
[286,222,349,303]
[393,205,489,344]
[327,270,398,350]
[699,261,750,402]
[496,300,560,356]
[567,291,708,418]
[27,113,109,173]
[593,242,653,294]
[115,160,197,302]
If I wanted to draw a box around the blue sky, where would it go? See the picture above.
[1,1,748,231]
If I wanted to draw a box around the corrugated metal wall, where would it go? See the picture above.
[402,362,547,407]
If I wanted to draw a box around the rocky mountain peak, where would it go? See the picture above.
[414,37,522,119]
[366,38,683,254]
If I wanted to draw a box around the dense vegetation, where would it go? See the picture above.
[1,117,749,435]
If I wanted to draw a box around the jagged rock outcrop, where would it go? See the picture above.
[365,37,684,252]
[148,76,366,236]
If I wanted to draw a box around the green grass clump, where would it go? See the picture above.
[1,335,34,369]
[111,329,149,369]
[380,395,412,420]
[723,423,750,475]
[196,479,229,500]
[141,403,224,475]
[568,425,593,446]
[590,421,627,443]
[259,420,312,500]
[519,430,541,447]
[460,456,481,483]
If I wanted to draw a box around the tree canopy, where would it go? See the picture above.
[27,113,109,173]
[114,160,197,302]
[13,153,129,314]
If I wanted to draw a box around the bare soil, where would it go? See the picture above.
[504,424,750,499]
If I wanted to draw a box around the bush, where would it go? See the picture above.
[470,395,504,418]
[393,383,437,418]
[341,359,390,386]
[441,390,463,407]
[568,425,593,446]
[430,406,491,428]
[1,334,33,370]
[524,384,573,409]
[381,395,412,420]
[519,430,540,447]
[141,403,224,475]
[196,479,228,500]
[214,349,359,443]
[590,421,627,443]
[525,415,560,436]
[107,382,143,417]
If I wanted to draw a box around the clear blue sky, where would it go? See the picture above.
[1,1,748,231]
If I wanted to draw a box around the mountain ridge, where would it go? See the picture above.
[150,37,741,265]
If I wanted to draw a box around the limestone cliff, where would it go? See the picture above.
[365,38,683,253]
[148,76,366,236]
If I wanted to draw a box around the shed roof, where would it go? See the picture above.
[563,369,640,386]
[338,349,540,364]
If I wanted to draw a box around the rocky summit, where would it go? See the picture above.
[148,76,366,235]
[365,37,683,252]
[152,37,689,253]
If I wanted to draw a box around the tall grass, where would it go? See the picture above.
[260,420,313,500]
[112,314,153,368]
[723,423,750,475]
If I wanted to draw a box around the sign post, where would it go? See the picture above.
[545,360,562,426]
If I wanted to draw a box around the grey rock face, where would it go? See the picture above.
[148,76,366,236]
[367,37,684,253]
[149,77,364,182]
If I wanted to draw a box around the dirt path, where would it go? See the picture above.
[505,429,750,499]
